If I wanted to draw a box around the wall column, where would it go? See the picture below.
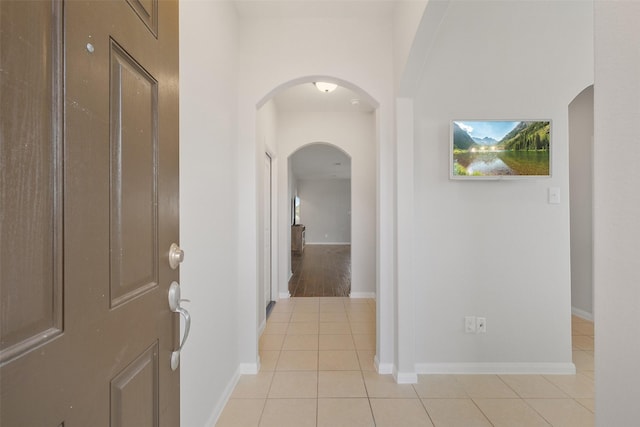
[394,97,417,383]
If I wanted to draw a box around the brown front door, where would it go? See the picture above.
[1,0,180,425]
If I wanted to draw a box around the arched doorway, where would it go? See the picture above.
[289,143,352,297]
[251,78,387,373]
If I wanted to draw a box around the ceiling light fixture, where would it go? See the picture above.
[314,82,337,93]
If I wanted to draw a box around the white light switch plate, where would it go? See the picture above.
[548,187,560,204]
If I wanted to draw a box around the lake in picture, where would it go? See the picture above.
[452,120,551,177]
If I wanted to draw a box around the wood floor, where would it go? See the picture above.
[289,244,351,297]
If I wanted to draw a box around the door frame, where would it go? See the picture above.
[264,151,277,310]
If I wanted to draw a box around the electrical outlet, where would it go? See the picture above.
[465,316,476,333]
[477,317,486,333]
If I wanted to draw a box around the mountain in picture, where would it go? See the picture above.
[472,136,499,146]
[452,122,477,150]
[453,120,550,152]
[498,121,550,151]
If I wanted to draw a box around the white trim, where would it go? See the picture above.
[205,365,242,427]
[375,354,394,374]
[395,98,417,384]
[415,362,576,375]
[572,306,594,321]
[350,292,376,299]
[279,291,291,299]
[258,319,266,337]
[394,370,418,384]
[239,362,260,375]
[305,242,351,245]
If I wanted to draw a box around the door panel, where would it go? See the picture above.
[125,0,158,36]
[110,342,159,427]
[0,0,64,365]
[109,40,159,308]
[0,0,180,425]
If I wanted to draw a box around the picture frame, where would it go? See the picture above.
[450,120,552,179]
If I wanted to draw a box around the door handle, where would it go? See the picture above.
[168,281,191,371]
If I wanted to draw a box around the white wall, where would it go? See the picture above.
[392,0,427,91]
[569,86,594,319]
[298,178,351,244]
[594,2,640,424]
[179,1,239,426]
[410,0,593,373]
[277,112,376,298]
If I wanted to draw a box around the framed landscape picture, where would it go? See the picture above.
[450,120,551,179]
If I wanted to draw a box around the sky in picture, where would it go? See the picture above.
[456,121,520,141]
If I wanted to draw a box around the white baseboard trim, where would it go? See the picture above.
[305,242,351,245]
[350,292,376,299]
[279,291,291,299]
[205,365,242,427]
[375,355,394,375]
[415,362,576,375]
[239,362,260,375]
[571,306,594,321]
[394,370,418,384]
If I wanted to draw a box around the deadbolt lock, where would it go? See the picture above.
[168,243,184,270]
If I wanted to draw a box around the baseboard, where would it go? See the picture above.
[374,354,394,375]
[279,291,291,299]
[205,365,242,427]
[350,292,376,299]
[305,242,351,245]
[571,306,594,321]
[415,362,576,375]
[239,361,260,375]
[394,370,418,384]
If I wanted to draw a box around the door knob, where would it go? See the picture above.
[168,281,191,371]
[168,243,184,269]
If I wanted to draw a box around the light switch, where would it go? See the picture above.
[548,187,560,205]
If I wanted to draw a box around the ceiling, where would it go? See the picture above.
[234,0,396,20]
[291,143,351,180]
[273,82,375,113]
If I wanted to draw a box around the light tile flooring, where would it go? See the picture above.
[216,298,594,427]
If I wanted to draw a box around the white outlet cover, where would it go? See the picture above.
[477,317,486,333]
[465,316,476,333]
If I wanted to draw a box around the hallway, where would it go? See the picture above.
[215,298,594,426]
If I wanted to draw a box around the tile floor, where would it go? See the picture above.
[216,298,594,427]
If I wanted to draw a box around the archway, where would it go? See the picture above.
[569,85,594,321]
[251,77,387,374]
[289,143,353,297]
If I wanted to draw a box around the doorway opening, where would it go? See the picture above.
[265,152,275,318]
[253,77,383,377]
[568,85,594,323]
[289,144,352,297]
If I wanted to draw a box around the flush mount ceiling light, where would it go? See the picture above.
[314,82,338,93]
